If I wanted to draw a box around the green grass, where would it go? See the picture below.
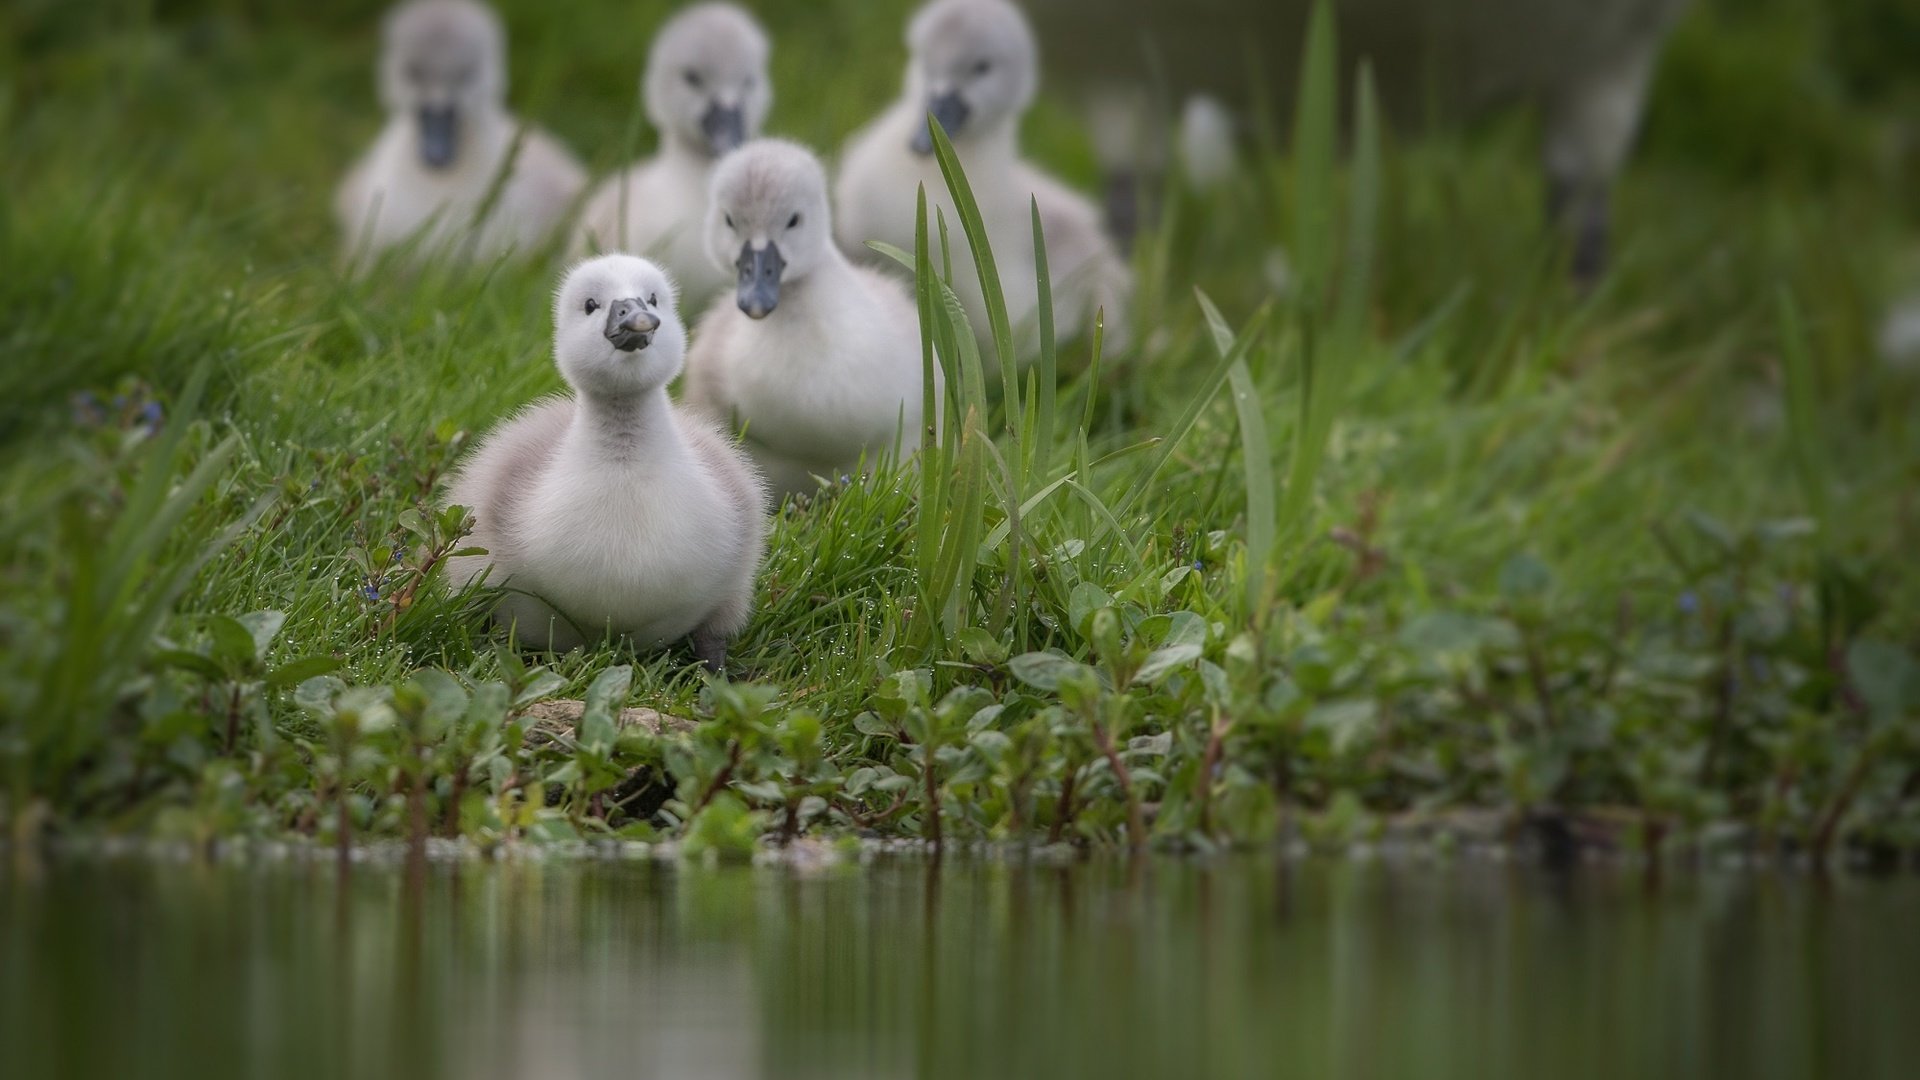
[2,0,1917,859]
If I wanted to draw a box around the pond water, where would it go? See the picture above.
[3,851,1915,1079]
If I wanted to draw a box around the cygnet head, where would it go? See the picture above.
[552,255,687,399]
[706,140,834,320]
[643,3,772,159]
[379,0,507,170]
[903,0,1037,155]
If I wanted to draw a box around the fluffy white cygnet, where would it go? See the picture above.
[444,255,769,668]
[683,140,942,501]
[574,3,772,309]
[834,0,1132,357]
[335,0,586,269]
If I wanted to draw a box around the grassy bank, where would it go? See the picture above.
[2,0,1917,860]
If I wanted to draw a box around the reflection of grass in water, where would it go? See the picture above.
[1,1,1916,857]
[10,856,1920,1079]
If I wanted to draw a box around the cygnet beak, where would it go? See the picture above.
[701,102,746,157]
[604,298,661,352]
[910,91,970,154]
[417,105,459,169]
[735,241,785,320]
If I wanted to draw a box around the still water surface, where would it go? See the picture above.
[3,851,1915,1079]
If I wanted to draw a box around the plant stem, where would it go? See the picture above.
[692,740,742,814]
[922,751,943,849]
[1811,745,1875,861]
[1092,718,1145,850]
[441,760,467,836]
[1198,711,1230,837]
[1048,765,1078,845]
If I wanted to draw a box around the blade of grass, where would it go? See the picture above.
[928,117,1022,460]
[1111,305,1271,525]
[1197,290,1275,623]
[1031,197,1057,481]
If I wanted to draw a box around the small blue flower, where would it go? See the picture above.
[361,583,381,602]
[1678,591,1699,615]
[137,401,164,433]
[1192,560,1204,572]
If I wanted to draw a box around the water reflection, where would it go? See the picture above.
[2,853,1915,1079]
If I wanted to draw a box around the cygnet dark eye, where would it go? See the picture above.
[583,298,599,315]
[724,213,735,230]
[683,69,703,89]
[787,212,801,229]
[648,293,659,307]
[972,59,992,76]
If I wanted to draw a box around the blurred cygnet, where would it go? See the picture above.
[835,0,1133,357]
[1178,95,1239,190]
[683,140,942,501]
[575,3,771,309]
[336,0,586,268]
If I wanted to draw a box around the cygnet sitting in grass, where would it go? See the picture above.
[683,140,942,501]
[835,0,1132,357]
[574,3,771,308]
[336,0,586,269]
[444,255,768,669]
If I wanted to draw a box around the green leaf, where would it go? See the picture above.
[1398,612,1519,656]
[294,675,346,718]
[152,648,225,681]
[955,626,1009,665]
[265,655,342,689]
[1009,651,1094,692]
[1067,581,1113,638]
[512,669,566,708]
[1499,553,1553,599]
[844,767,878,796]
[1848,639,1917,728]
[734,780,784,804]
[238,610,288,661]
[1136,643,1203,685]
[205,615,259,673]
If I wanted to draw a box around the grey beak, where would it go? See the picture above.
[701,102,746,156]
[735,242,785,319]
[604,298,661,352]
[417,105,458,169]
[910,92,970,154]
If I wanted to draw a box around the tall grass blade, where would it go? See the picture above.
[1112,306,1271,525]
[1338,63,1382,345]
[1777,290,1831,533]
[928,117,1022,457]
[1197,291,1275,623]
[1030,197,1057,481]
[1291,0,1340,312]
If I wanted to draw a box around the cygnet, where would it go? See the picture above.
[683,139,942,501]
[574,3,772,308]
[834,0,1132,357]
[336,0,587,270]
[444,254,768,668]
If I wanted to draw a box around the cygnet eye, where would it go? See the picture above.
[724,213,735,230]
[648,293,659,307]
[683,69,703,89]
[787,212,801,229]
[583,298,599,315]
[972,59,992,76]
